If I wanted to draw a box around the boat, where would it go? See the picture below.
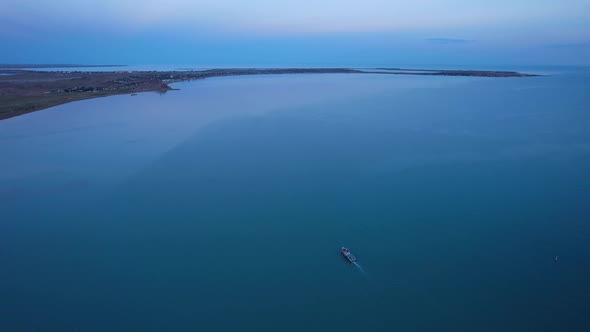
[341,247,357,263]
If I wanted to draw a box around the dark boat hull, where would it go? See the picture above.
[341,247,357,263]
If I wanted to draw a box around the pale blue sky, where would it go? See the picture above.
[1,0,589,65]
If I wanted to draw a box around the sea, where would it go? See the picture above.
[1,66,589,331]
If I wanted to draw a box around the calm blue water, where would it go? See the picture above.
[1,70,589,331]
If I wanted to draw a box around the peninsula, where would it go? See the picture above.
[0,67,537,120]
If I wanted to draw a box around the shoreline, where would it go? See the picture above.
[0,68,538,120]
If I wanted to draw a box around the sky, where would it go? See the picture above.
[1,0,589,66]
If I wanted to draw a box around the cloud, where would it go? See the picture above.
[427,38,475,44]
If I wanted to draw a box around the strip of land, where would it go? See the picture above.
[0,68,537,120]
[0,64,126,69]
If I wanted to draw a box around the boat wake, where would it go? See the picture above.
[352,262,368,276]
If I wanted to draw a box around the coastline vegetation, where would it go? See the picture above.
[0,68,537,120]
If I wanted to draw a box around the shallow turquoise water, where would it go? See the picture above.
[1,71,589,331]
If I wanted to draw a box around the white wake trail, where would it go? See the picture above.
[352,262,368,276]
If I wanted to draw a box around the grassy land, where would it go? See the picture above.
[0,91,139,119]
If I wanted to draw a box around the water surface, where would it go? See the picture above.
[1,71,589,331]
